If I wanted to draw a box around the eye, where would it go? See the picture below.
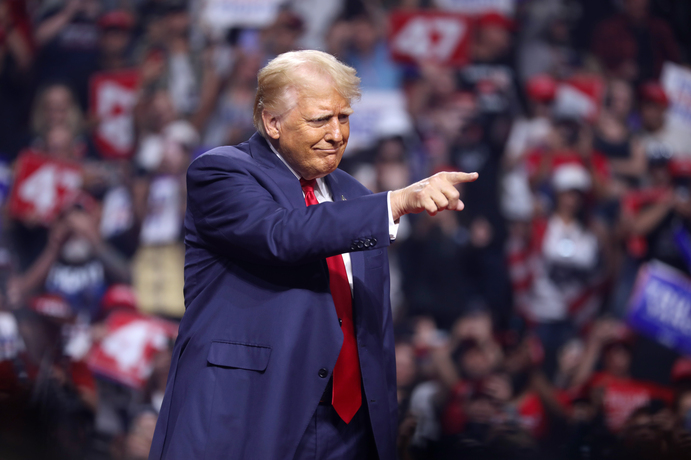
[338,114,350,123]
[309,116,331,126]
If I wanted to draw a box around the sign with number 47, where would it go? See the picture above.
[389,10,472,67]
[9,150,83,225]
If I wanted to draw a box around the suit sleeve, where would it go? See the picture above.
[186,153,391,266]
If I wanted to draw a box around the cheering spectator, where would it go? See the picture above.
[34,0,102,109]
[591,0,679,82]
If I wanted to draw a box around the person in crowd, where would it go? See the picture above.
[594,79,646,189]
[569,319,673,433]
[591,0,679,83]
[512,164,607,377]
[637,81,690,159]
[0,0,35,159]
[34,0,102,109]
[345,12,401,90]
[96,10,135,72]
[29,82,85,152]
[0,294,96,459]
[501,73,557,222]
[8,192,131,317]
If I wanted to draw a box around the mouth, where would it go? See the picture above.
[315,147,341,154]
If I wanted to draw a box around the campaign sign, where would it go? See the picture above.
[627,261,691,355]
[87,310,178,389]
[90,70,139,160]
[389,10,472,67]
[9,150,82,225]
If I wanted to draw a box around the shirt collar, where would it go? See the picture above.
[268,141,300,180]
[268,141,328,196]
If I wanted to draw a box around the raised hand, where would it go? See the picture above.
[389,171,479,221]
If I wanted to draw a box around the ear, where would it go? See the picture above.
[262,110,281,140]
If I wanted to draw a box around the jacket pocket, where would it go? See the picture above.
[206,341,272,372]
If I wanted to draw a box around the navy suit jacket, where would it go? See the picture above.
[149,133,398,460]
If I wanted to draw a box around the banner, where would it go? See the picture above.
[90,70,139,160]
[200,0,282,31]
[660,62,691,156]
[627,261,691,355]
[389,10,472,67]
[87,310,178,389]
[435,0,515,16]
[9,150,82,225]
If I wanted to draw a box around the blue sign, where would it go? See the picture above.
[627,261,691,355]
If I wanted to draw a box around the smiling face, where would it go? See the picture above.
[262,74,352,180]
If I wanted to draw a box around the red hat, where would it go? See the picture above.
[671,357,691,382]
[29,294,74,321]
[101,284,138,314]
[477,12,515,31]
[98,10,135,30]
[526,74,558,103]
[639,82,669,107]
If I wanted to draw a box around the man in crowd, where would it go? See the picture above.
[149,50,478,460]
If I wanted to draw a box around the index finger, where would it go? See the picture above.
[444,171,479,185]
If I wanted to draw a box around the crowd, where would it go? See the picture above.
[1,0,691,459]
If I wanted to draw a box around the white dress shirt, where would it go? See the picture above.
[268,143,399,293]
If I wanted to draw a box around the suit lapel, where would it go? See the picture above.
[248,133,305,210]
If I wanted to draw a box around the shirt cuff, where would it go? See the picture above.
[386,191,400,241]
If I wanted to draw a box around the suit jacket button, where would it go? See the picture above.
[357,242,364,249]
[318,368,328,378]
[371,237,377,245]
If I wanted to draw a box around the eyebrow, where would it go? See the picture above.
[309,108,354,122]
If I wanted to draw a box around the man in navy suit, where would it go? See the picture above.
[149,50,477,460]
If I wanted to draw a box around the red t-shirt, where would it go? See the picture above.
[589,372,673,432]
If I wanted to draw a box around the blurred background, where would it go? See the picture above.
[2,0,691,459]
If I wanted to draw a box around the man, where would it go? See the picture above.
[149,50,477,460]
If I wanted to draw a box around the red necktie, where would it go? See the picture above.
[300,178,362,423]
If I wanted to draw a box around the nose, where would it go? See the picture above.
[325,117,343,144]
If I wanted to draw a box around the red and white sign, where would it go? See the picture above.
[389,11,472,67]
[87,310,177,389]
[9,150,83,225]
[90,70,139,160]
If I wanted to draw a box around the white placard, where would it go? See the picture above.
[434,0,515,16]
[347,90,413,152]
[200,0,283,31]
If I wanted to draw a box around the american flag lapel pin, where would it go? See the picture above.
[341,195,347,201]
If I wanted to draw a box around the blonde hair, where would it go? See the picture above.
[253,50,361,137]
[32,83,83,139]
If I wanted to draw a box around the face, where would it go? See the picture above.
[556,190,583,216]
[101,29,130,56]
[604,345,631,377]
[264,76,352,180]
[45,86,73,128]
[641,102,666,132]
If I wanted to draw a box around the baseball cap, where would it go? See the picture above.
[639,82,669,107]
[526,74,557,103]
[552,163,592,192]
